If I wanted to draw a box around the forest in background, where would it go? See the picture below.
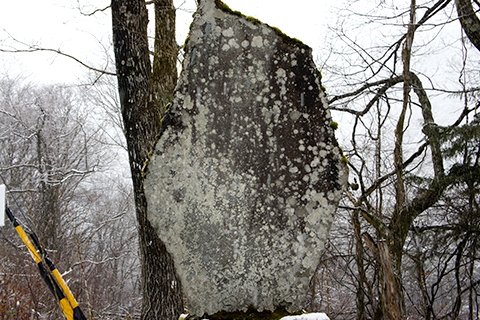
[0,0,479,319]
[0,74,141,319]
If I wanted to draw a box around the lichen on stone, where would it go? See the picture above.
[210,0,309,50]
[144,0,347,316]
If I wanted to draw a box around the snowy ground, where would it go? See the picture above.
[279,313,330,320]
[179,313,330,320]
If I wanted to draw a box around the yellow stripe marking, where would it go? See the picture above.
[14,225,75,320]
[52,269,79,309]
[59,297,74,320]
[15,226,42,263]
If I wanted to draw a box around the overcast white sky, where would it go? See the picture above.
[0,0,473,127]
[0,0,333,84]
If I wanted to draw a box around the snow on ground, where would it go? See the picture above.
[178,312,330,320]
[280,313,330,320]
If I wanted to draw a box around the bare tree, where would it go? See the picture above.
[0,76,144,319]
[311,0,480,319]
[0,77,99,318]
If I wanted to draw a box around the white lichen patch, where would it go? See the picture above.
[144,0,348,317]
[222,27,234,37]
[228,38,240,49]
[252,36,264,48]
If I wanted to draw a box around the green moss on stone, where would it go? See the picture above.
[141,146,157,180]
[339,147,349,165]
[183,36,190,51]
[212,0,309,50]
[317,70,327,95]
[182,21,195,50]
[245,15,262,24]
[330,121,338,131]
[141,158,149,179]
[270,26,308,49]
[213,0,236,14]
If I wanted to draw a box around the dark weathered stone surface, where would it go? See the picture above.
[144,0,347,316]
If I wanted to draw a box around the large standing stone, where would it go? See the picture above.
[144,0,347,316]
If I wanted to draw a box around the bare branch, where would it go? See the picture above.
[0,34,116,76]
[328,76,404,106]
[78,5,111,16]
[341,204,390,239]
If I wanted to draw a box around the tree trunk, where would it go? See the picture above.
[375,3,418,318]
[35,111,59,251]
[363,234,405,320]
[377,242,406,320]
[352,210,367,320]
[153,0,178,117]
[111,1,184,319]
[456,0,480,52]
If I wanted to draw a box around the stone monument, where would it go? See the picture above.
[144,0,348,316]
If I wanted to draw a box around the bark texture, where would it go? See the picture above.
[363,234,405,320]
[153,0,178,117]
[456,0,480,52]
[111,1,184,319]
[352,211,367,320]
